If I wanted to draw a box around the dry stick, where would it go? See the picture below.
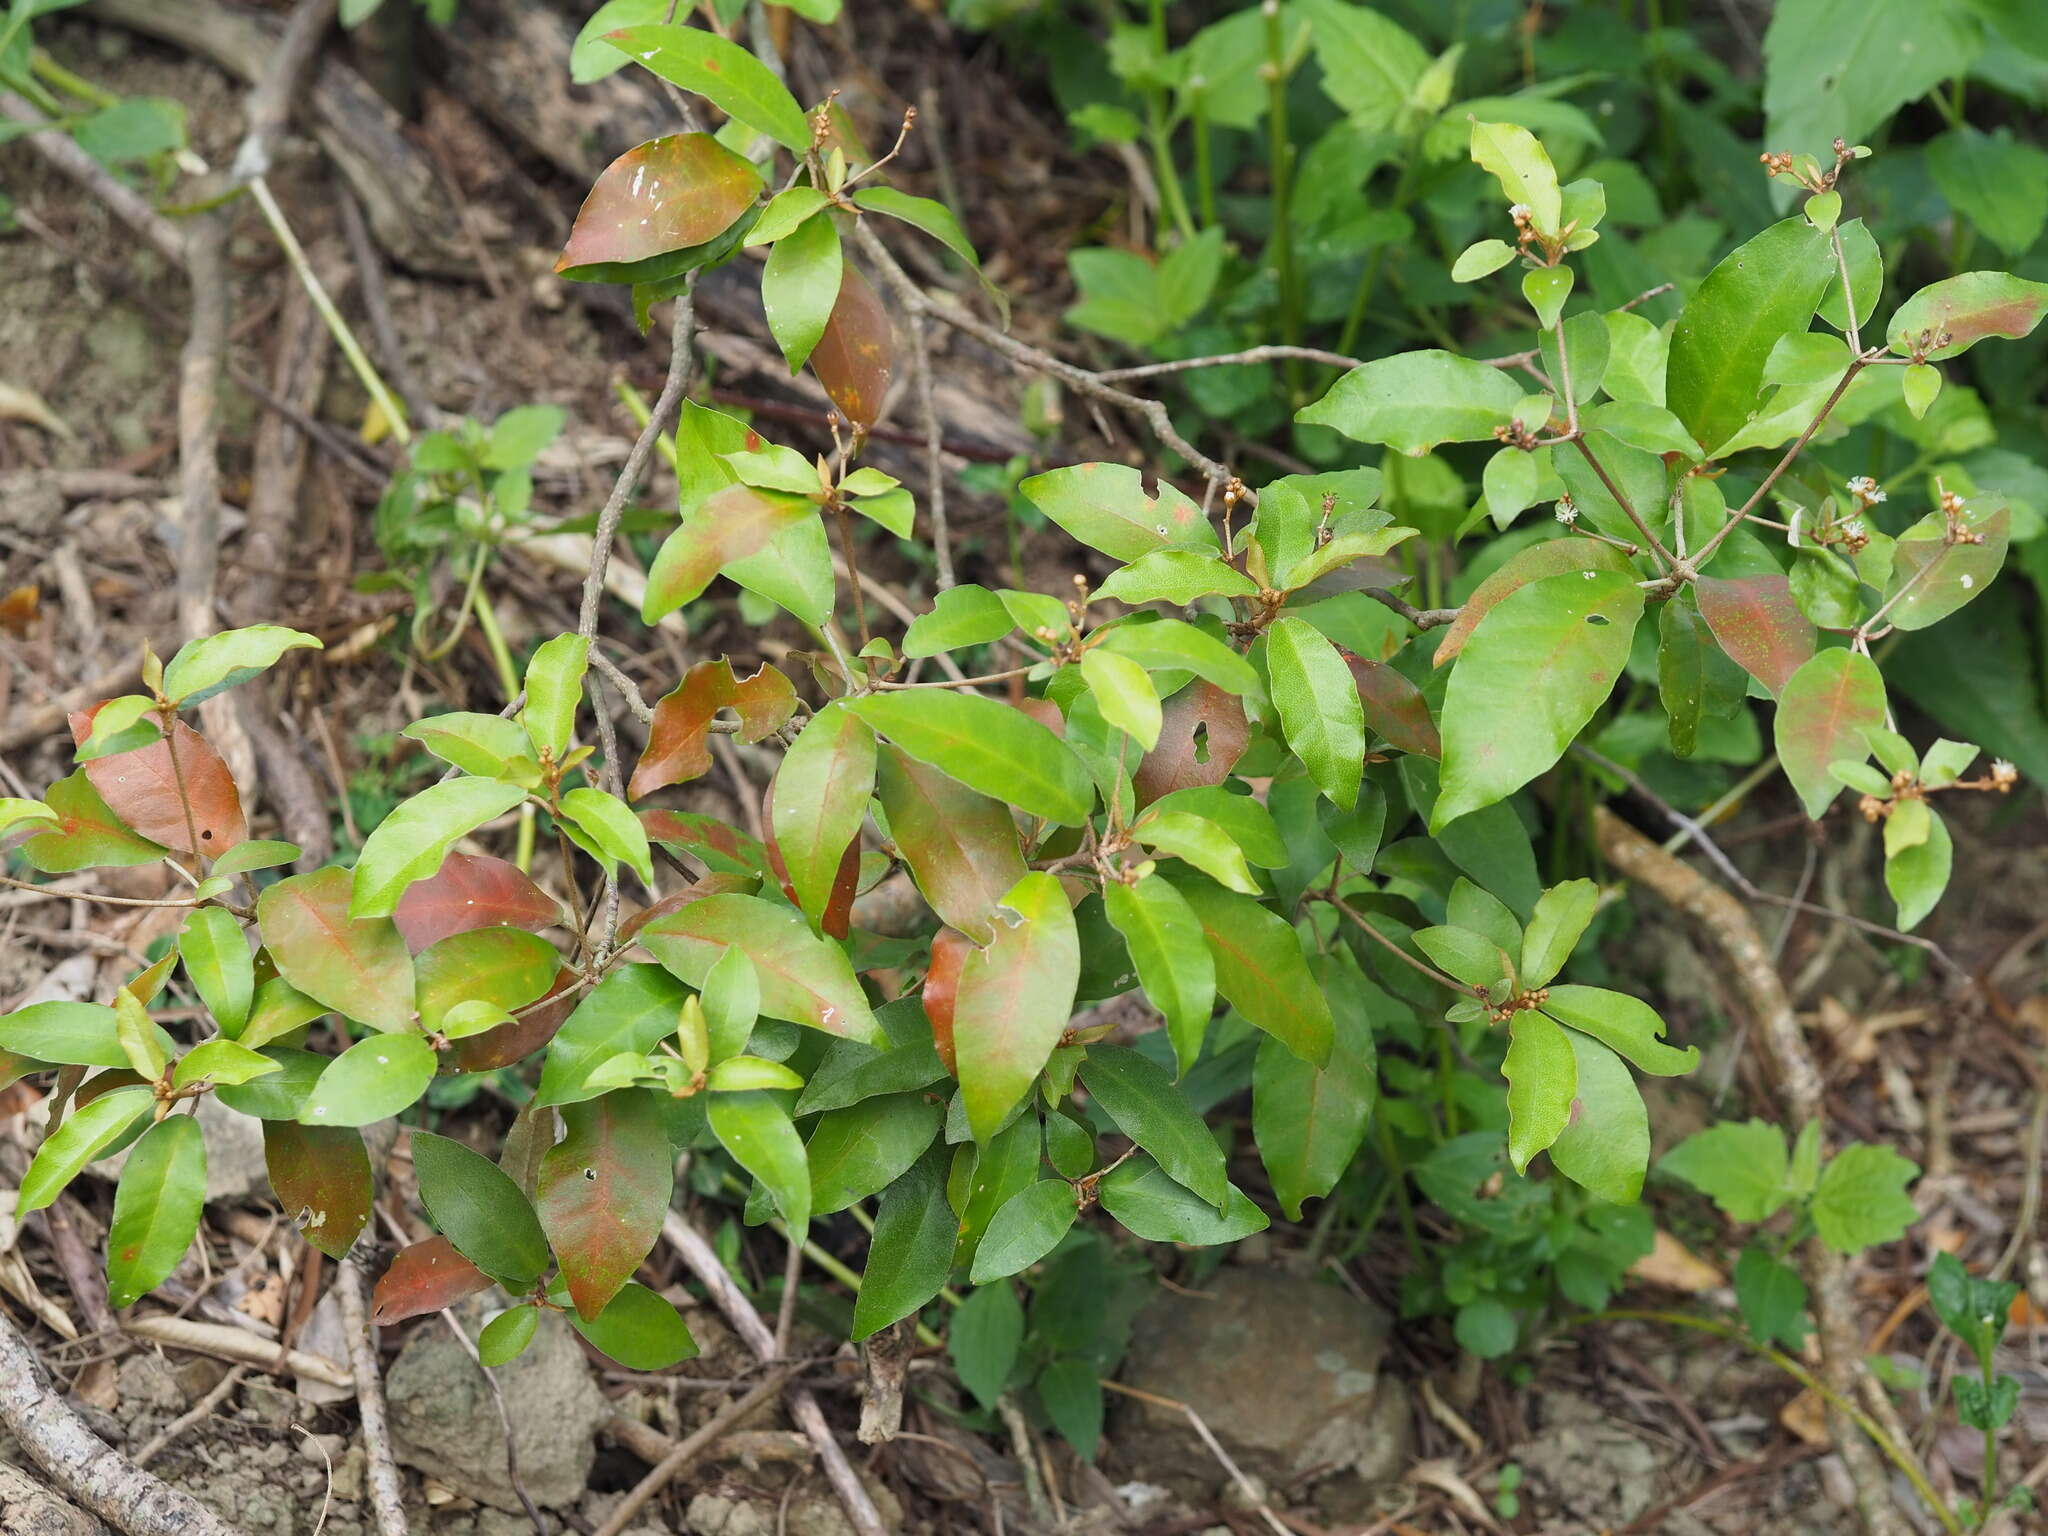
[0,1304,249,1536]
[133,1364,248,1468]
[589,1365,796,1536]
[1094,342,1368,382]
[333,1259,409,1536]
[904,312,956,589]
[1592,806,1919,1536]
[661,1211,888,1536]
[1100,1380,1290,1536]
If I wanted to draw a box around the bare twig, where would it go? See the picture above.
[661,1211,888,1536]
[0,1305,247,1536]
[904,312,955,589]
[134,1364,248,1468]
[590,1365,796,1536]
[439,1310,546,1536]
[333,1259,409,1536]
[1093,343,1367,382]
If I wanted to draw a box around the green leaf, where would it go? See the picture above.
[522,634,590,760]
[1301,0,1429,130]
[1542,985,1698,1076]
[750,184,830,245]
[850,1144,954,1340]
[1666,217,1835,457]
[902,585,1013,657]
[74,696,159,762]
[1888,271,2048,361]
[950,873,1080,1142]
[569,0,669,80]
[352,779,528,919]
[258,868,415,1032]
[762,212,842,372]
[1811,1142,1919,1253]
[1819,218,1882,332]
[0,1002,172,1070]
[18,1087,152,1214]
[1451,239,1516,282]
[1504,1010,1576,1173]
[1660,1119,1793,1222]
[1953,1374,2019,1434]
[1078,648,1161,750]
[1297,349,1524,455]
[1774,649,1888,820]
[970,1181,1079,1284]
[217,1048,326,1119]
[299,1034,437,1129]
[1470,119,1560,235]
[401,713,541,784]
[19,770,167,872]
[851,186,1004,317]
[1096,618,1258,696]
[1523,266,1573,330]
[413,927,557,1035]
[708,1088,812,1230]
[538,1091,673,1319]
[1080,1046,1228,1209]
[1173,877,1332,1067]
[1434,569,1643,828]
[162,626,321,708]
[172,1039,283,1090]
[1252,954,1378,1219]
[1104,875,1215,1079]
[640,894,881,1042]
[1886,807,1952,931]
[607,23,812,151]
[536,965,691,1106]
[950,1280,1024,1412]
[874,746,1026,944]
[1432,538,1631,666]
[113,990,165,1081]
[1734,1246,1810,1350]
[846,693,1093,826]
[1520,879,1597,989]
[1926,127,2048,258]
[478,1305,541,1365]
[1455,1298,1518,1359]
[558,786,656,888]
[705,1055,805,1092]
[106,1116,206,1307]
[1883,502,2007,631]
[1097,1156,1267,1244]
[1016,463,1218,564]
[1547,1032,1648,1204]
[1482,447,1541,530]
[1098,549,1259,607]
[1414,925,1514,989]
[412,1130,551,1286]
[1147,787,1288,869]
[1587,401,1700,461]
[807,1091,942,1214]
[1266,617,1365,810]
[566,1280,698,1369]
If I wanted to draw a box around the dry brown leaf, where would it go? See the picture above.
[1780,1386,1830,1446]
[1628,1228,1726,1292]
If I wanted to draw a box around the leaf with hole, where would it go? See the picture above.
[948,873,1080,1141]
[538,1091,672,1320]
[263,1121,372,1260]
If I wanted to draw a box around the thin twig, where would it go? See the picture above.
[439,1310,546,1536]
[1093,343,1368,382]
[590,1365,796,1536]
[334,1259,409,1536]
[134,1364,248,1468]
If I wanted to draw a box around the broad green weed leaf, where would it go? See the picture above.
[106,1116,206,1307]
[1660,1119,1792,1222]
[1811,1142,1919,1253]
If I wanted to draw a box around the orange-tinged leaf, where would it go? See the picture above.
[1695,573,1817,698]
[876,745,1026,943]
[631,659,797,800]
[69,709,246,856]
[640,810,772,878]
[556,133,763,276]
[537,1091,673,1321]
[1133,682,1249,806]
[1432,539,1630,666]
[810,263,893,428]
[263,1121,372,1260]
[643,485,817,624]
[1774,649,1887,820]
[392,852,563,953]
[371,1235,492,1325]
[449,966,580,1073]
[16,771,166,872]
[639,893,882,1042]
[923,926,969,1078]
[1346,654,1440,758]
[256,867,416,1033]
[950,873,1080,1142]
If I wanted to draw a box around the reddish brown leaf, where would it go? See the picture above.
[616,875,755,947]
[875,745,1025,943]
[371,1235,493,1325]
[69,709,246,856]
[1133,683,1250,806]
[820,840,862,942]
[536,1091,673,1321]
[630,659,798,799]
[556,133,763,275]
[263,1122,372,1260]
[1695,573,1817,698]
[255,867,415,1034]
[449,966,580,1073]
[1431,541,1630,666]
[392,852,563,953]
[642,486,817,625]
[923,927,970,1079]
[809,263,893,428]
[1345,654,1441,758]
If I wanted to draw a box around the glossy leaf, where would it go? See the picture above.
[762,211,842,372]
[263,1121,372,1259]
[1103,875,1213,1078]
[1253,954,1378,1218]
[1096,618,1258,697]
[162,626,320,708]
[535,964,691,1107]
[1174,876,1332,1067]
[1017,462,1218,563]
[1775,649,1887,820]
[1131,811,1257,895]
[259,867,415,1032]
[557,133,762,278]
[640,894,881,1042]
[414,928,558,1035]
[707,1088,811,1230]
[1546,1032,1648,1204]
[1297,349,1524,455]
[1520,879,1597,989]
[17,771,165,872]
[478,1305,540,1366]
[875,745,1025,943]
[106,1116,206,1308]
[808,1091,942,1213]
[173,907,252,1036]
[18,1086,152,1214]
[1882,503,2007,631]
[848,692,1092,826]
[371,1236,493,1325]
[970,1181,1077,1284]
[1266,616,1365,809]
[1078,648,1161,750]
[1432,539,1630,666]
[412,1130,550,1286]
[566,1279,698,1368]
[631,659,797,797]
[1470,119,1560,234]
[1504,1010,1576,1174]
[769,703,876,930]
[298,1034,437,1128]
[810,263,893,428]
[538,1091,672,1320]
[644,485,816,624]
[949,1279,1023,1412]
[1887,807,1952,931]
[1887,271,2048,360]
[171,1039,283,1090]
[1098,1156,1267,1244]
[1434,569,1644,828]
[401,713,537,784]
[1693,573,1816,698]
[1080,1046,1227,1208]
[1666,217,1835,456]
[1096,549,1256,606]
[0,1001,171,1070]
[950,872,1080,1141]
[1542,985,1698,1075]
[353,779,527,920]
[558,787,656,888]
[851,186,1004,316]
[70,712,245,856]
[849,1143,954,1340]
[392,852,562,952]
[606,24,811,151]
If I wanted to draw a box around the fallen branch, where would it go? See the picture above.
[0,1304,248,1536]
[122,1314,352,1389]
[590,1364,796,1536]
[1593,806,1919,1536]
[660,1211,887,1536]
[332,1259,408,1536]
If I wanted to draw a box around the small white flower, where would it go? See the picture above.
[1554,496,1578,525]
[1509,203,1532,220]
[1846,475,1886,504]
[1841,517,1866,538]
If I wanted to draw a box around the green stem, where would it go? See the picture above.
[30,50,116,109]
[1372,1116,1423,1263]
[1263,0,1300,403]
[1335,148,1420,363]
[613,379,680,470]
[1192,99,1216,228]
[1142,0,1196,245]
[470,589,535,873]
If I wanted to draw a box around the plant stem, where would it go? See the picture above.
[1372,1116,1423,1262]
[29,50,115,109]
[1143,0,1196,245]
[1192,99,1216,227]
[470,590,536,872]
[1262,0,1300,403]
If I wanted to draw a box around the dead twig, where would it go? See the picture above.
[134,1363,249,1468]
[590,1364,797,1536]
[333,1259,409,1536]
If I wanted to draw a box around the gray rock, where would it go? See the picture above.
[685,1474,902,1536]
[385,1304,607,1512]
[0,1466,109,1536]
[1115,1266,1413,1494]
